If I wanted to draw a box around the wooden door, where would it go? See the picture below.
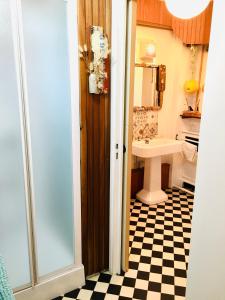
[78,0,111,276]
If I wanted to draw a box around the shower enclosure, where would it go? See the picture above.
[0,0,84,299]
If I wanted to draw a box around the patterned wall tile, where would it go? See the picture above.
[133,108,158,140]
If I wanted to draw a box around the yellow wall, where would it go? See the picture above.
[133,26,208,186]
[134,25,208,139]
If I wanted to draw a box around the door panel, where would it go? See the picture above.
[78,0,111,276]
[0,0,31,288]
[20,0,74,277]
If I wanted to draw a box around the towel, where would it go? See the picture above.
[0,256,14,300]
[182,142,198,162]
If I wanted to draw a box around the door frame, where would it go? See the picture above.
[109,0,127,274]
[109,0,137,274]
[109,0,220,282]
[121,0,137,272]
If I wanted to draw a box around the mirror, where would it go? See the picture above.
[134,63,166,110]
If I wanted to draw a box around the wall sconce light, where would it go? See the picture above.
[140,40,156,65]
[165,0,210,19]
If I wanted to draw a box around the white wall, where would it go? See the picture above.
[186,1,225,299]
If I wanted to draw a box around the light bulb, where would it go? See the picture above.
[165,0,210,19]
[140,41,156,64]
[146,44,156,57]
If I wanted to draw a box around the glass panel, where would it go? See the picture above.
[0,1,31,288]
[21,0,74,276]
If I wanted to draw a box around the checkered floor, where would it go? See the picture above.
[53,188,193,300]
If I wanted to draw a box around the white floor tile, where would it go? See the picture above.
[76,289,92,300]
[120,286,134,298]
[94,282,109,293]
[161,283,175,295]
[135,278,149,290]
[147,291,161,300]
[105,294,119,300]
[110,275,124,286]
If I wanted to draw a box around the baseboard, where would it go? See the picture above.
[14,265,85,300]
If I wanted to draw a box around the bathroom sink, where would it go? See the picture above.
[132,138,183,206]
[132,138,183,158]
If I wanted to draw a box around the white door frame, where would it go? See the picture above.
[122,0,137,272]
[109,0,219,280]
[110,0,137,275]
[109,0,128,274]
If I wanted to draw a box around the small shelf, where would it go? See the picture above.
[180,114,201,119]
[135,63,158,68]
[180,111,201,119]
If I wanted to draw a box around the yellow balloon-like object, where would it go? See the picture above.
[184,79,199,94]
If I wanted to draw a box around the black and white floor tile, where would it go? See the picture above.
[53,188,194,300]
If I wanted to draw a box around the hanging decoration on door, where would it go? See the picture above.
[79,26,110,95]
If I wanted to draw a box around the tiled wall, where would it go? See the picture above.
[133,108,158,140]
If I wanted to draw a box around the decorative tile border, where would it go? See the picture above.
[133,107,158,140]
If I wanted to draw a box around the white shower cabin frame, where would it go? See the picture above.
[9,0,85,299]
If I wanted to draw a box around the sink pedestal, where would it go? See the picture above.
[133,137,183,205]
[136,156,168,205]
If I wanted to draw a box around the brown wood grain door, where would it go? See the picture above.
[78,0,111,276]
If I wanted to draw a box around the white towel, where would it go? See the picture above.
[182,142,198,162]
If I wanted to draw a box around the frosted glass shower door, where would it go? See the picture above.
[0,1,31,289]
[20,0,74,276]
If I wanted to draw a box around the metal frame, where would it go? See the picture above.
[10,0,38,288]
[8,0,84,296]
[66,0,83,268]
[15,267,84,300]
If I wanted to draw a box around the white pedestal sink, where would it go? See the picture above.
[132,138,183,205]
